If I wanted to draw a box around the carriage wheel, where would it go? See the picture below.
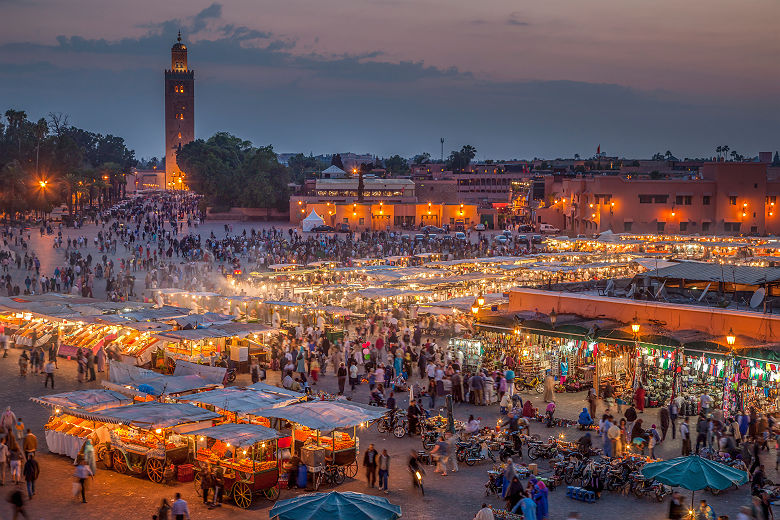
[232,482,252,509]
[95,445,107,463]
[264,485,280,501]
[112,451,128,474]
[146,458,165,483]
[194,472,202,496]
[343,462,358,478]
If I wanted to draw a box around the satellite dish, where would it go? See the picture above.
[750,288,766,309]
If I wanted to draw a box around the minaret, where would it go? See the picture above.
[164,31,194,189]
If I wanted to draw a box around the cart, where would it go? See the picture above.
[108,428,188,482]
[189,423,281,508]
[261,400,386,488]
[82,402,221,483]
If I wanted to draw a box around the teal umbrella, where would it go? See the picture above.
[640,455,748,491]
[270,491,402,520]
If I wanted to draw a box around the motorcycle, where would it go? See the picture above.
[631,472,670,501]
[515,376,544,394]
[527,439,560,460]
[223,368,237,384]
[421,426,440,451]
[377,411,408,438]
[462,439,496,466]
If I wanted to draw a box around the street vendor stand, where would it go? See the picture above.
[85,402,221,482]
[31,389,132,460]
[261,401,385,489]
[178,386,304,427]
[189,423,282,507]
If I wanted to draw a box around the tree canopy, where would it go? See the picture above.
[445,145,477,172]
[177,132,291,211]
[0,108,136,218]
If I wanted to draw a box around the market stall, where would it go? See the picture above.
[85,402,221,482]
[189,423,281,507]
[178,386,304,427]
[261,401,385,485]
[105,360,225,398]
[31,389,133,460]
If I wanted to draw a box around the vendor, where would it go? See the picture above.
[407,400,421,435]
[577,432,592,455]
[284,454,301,489]
[578,408,594,429]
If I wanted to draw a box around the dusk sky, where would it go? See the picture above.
[1,0,778,160]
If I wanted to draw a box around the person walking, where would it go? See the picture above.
[43,359,55,388]
[200,466,213,504]
[681,417,691,455]
[7,489,26,520]
[73,459,93,503]
[9,440,23,485]
[660,406,670,442]
[22,430,36,460]
[363,443,379,488]
[157,498,171,520]
[172,493,190,520]
[0,438,8,485]
[23,454,39,500]
[378,448,390,493]
[337,362,347,395]
[431,435,450,476]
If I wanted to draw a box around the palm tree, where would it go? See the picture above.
[716,146,723,160]
[33,118,49,178]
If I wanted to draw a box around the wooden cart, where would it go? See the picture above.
[189,423,281,508]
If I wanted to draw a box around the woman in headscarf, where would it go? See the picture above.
[505,476,524,511]
[578,407,593,429]
[634,383,646,413]
[522,400,535,419]
[83,439,97,474]
[502,457,517,498]
[530,477,549,520]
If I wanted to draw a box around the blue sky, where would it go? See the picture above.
[0,0,777,160]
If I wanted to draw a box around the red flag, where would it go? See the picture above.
[597,144,601,154]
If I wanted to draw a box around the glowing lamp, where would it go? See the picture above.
[155,429,162,434]
[471,299,479,315]
[631,316,641,335]
[477,293,485,307]
[726,328,736,346]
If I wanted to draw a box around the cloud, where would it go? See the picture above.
[506,13,529,26]
[0,3,776,160]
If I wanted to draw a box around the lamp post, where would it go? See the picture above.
[549,308,557,329]
[471,298,479,316]
[631,315,641,390]
[724,328,737,417]
[477,292,485,307]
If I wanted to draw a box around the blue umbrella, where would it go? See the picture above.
[270,491,402,520]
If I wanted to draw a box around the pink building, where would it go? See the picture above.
[536,162,780,236]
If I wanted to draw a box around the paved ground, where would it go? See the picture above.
[0,350,771,520]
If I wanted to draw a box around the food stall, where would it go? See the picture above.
[189,423,281,507]
[86,402,221,483]
[261,401,385,487]
[31,389,132,460]
[104,360,225,398]
[178,386,304,427]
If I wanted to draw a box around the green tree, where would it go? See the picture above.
[445,145,477,172]
[383,155,409,175]
[412,153,430,165]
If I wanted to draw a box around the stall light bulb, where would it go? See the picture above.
[226,443,230,447]
[200,437,205,441]
[262,443,266,447]
[55,408,61,414]
[243,450,247,455]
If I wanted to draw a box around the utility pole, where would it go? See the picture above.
[440,138,444,162]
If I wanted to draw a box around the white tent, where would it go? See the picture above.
[301,210,326,232]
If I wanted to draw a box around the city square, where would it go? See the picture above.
[0,2,779,520]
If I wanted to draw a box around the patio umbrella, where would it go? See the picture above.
[640,455,748,491]
[270,491,402,520]
[641,455,748,511]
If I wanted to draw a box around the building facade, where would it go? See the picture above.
[536,162,780,235]
[164,32,194,188]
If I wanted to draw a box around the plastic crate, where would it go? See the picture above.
[177,464,194,482]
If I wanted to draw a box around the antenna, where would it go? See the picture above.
[440,138,444,163]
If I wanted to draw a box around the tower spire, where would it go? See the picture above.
[177,30,182,43]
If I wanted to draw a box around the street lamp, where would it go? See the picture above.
[549,308,557,328]
[726,328,736,347]
[38,180,47,189]
[471,299,479,315]
[477,293,485,307]
[631,316,641,335]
